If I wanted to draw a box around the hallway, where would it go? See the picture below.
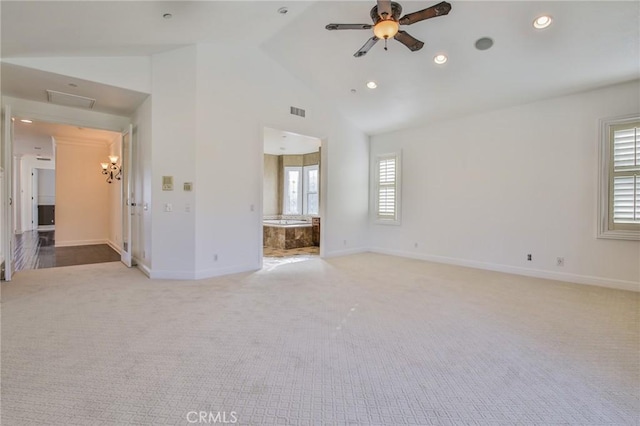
[14,230,120,271]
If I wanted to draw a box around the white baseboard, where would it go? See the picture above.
[107,240,121,254]
[369,247,640,293]
[137,262,151,278]
[149,269,196,280]
[150,263,258,280]
[194,264,258,280]
[55,239,107,248]
[323,247,368,258]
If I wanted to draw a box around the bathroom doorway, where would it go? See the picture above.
[262,127,321,268]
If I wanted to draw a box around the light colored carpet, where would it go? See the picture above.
[1,253,638,425]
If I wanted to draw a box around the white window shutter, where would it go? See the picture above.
[612,127,640,224]
[376,155,400,222]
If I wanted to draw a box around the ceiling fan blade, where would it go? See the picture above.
[377,0,392,19]
[398,1,451,26]
[394,30,424,52]
[354,36,379,58]
[326,23,373,30]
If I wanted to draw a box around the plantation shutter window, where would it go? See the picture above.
[375,153,401,223]
[611,126,640,223]
[599,115,640,240]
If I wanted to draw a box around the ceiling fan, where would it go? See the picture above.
[326,0,452,58]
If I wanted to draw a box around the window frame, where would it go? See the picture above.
[372,152,401,225]
[303,164,319,216]
[283,166,303,215]
[598,114,640,240]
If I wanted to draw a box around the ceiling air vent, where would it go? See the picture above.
[46,90,95,109]
[36,157,52,161]
[290,106,306,118]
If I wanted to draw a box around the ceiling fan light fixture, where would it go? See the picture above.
[366,81,378,89]
[373,19,399,39]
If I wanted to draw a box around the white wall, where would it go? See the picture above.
[37,169,55,205]
[369,80,640,290]
[191,44,369,278]
[149,46,197,278]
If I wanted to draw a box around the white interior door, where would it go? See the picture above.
[32,169,39,230]
[121,124,133,267]
[2,105,14,280]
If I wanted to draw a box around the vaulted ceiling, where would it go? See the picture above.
[1,1,639,136]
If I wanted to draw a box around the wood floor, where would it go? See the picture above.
[14,230,120,271]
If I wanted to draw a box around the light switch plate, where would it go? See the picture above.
[162,176,173,191]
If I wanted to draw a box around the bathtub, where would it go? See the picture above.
[263,219,313,249]
[263,219,310,226]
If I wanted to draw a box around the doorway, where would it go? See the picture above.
[262,127,321,269]
[12,118,124,271]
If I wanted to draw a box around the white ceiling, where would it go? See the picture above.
[13,119,120,157]
[1,1,639,137]
[1,63,149,117]
[264,127,321,155]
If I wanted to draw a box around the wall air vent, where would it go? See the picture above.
[36,157,52,161]
[290,106,306,118]
[46,90,95,109]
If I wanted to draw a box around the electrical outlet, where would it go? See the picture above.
[343,240,347,246]
[556,257,565,267]
[213,254,218,261]
[527,254,532,261]
[414,242,419,248]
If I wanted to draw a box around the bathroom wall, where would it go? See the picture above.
[263,154,279,215]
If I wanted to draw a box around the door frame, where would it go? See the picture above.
[1,100,135,276]
[2,104,14,280]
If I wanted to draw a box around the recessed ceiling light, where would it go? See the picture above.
[163,13,173,19]
[20,119,33,123]
[34,147,42,150]
[434,54,448,65]
[533,15,552,29]
[475,37,494,51]
[366,81,378,89]
[350,89,357,94]
[277,7,288,14]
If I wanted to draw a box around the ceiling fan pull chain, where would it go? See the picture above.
[384,38,388,51]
